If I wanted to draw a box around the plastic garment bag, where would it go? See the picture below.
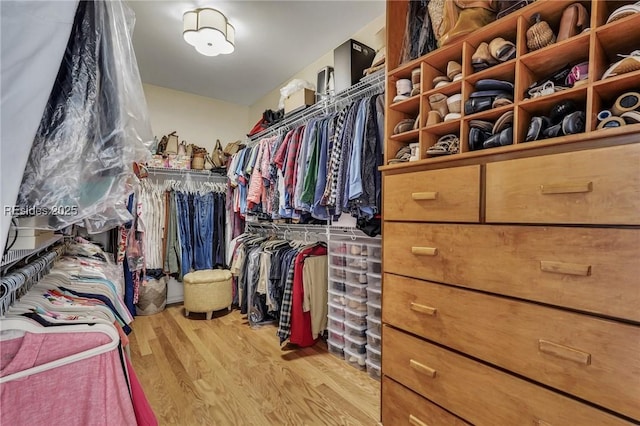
[17,0,153,233]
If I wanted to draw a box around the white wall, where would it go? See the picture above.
[248,13,386,126]
[143,83,249,152]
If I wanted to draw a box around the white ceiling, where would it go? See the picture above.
[128,1,385,106]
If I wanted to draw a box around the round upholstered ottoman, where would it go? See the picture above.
[183,269,233,320]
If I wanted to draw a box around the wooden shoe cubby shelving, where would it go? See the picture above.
[384,0,640,166]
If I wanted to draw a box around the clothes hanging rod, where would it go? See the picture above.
[247,69,385,143]
[146,167,227,181]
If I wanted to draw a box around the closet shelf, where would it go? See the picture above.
[146,167,227,181]
[248,70,385,143]
[1,234,64,271]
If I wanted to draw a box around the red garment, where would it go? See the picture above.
[125,356,158,426]
[1,331,136,425]
[289,245,327,347]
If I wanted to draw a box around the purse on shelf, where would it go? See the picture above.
[164,131,179,155]
[211,139,227,168]
[223,140,245,157]
[439,0,498,46]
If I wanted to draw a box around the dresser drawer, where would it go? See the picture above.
[382,326,635,426]
[383,222,640,322]
[383,165,480,222]
[382,376,470,426]
[486,144,640,225]
[383,275,640,420]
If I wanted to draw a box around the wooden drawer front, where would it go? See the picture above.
[383,275,640,420]
[382,376,470,426]
[383,222,640,322]
[383,165,481,222]
[486,144,640,225]
[382,326,635,426]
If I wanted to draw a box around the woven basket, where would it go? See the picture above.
[527,13,556,51]
[191,154,205,170]
[136,277,167,316]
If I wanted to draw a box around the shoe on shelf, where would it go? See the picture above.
[388,146,412,164]
[429,93,450,117]
[525,116,551,141]
[393,118,416,135]
[427,134,459,156]
[433,75,450,88]
[472,42,500,72]
[447,61,462,80]
[601,50,640,80]
[489,37,516,61]
[606,1,640,24]
[611,91,640,115]
[621,110,640,124]
[492,110,514,134]
[557,3,589,42]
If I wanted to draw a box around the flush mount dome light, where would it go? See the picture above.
[183,8,235,56]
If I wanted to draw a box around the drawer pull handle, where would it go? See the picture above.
[409,414,429,426]
[538,340,591,366]
[409,359,437,378]
[540,181,593,195]
[410,302,437,316]
[540,261,592,276]
[412,192,438,201]
[535,420,553,426]
[411,247,438,256]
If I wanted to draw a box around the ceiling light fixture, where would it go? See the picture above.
[183,8,235,57]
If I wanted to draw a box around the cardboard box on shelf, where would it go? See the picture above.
[284,88,316,115]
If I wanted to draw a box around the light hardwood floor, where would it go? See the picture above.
[129,305,381,426]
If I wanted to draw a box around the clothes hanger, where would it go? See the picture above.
[0,316,120,383]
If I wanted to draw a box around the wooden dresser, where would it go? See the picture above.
[380,1,640,424]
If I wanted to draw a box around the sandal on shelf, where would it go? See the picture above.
[388,146,412,164]
[427,134,459,156]
[492,111,514,134]
[621,110,640,124]
[601,50,640,80]
[489,37,516,62]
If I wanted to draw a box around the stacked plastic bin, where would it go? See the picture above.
[364,241,382,381]
[327,236,382,379]
[327,241,348,360]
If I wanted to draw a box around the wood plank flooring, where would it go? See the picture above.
[129,305,381,425]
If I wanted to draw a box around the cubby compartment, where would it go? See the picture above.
[592,82,640,133]
[328,314,345,333]
[464,106,515,151]
[592,13,640,82]
[343,347,367,370]
[417,44,463,94]
[518,88,588,144]
[364,242,382,259]
[389,95,421,114]
[466,32,518,77]
[345,281,367,299]
[594,0,640,29]
[345,242,368,256]
[519,35,590,102]
[518,1,592,56]
[344,334,367,355]
[328,288,346,306]
[422,129,461,158]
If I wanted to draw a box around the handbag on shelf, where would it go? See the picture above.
[223,140,245,157]
[211,139,227,168]
[439,0,498,46]
[164,131,179,155]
